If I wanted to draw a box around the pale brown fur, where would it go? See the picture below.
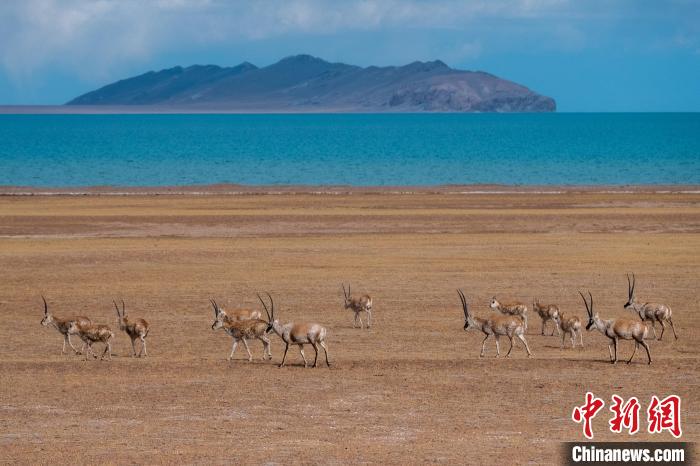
[460,291,532,358]
[342,284,373,329]
[553,311,583,348]
[259,293,330,368]
[532,299,560,336]
[68,320,114,361]
[624,274,678,340]
[581,291,651,365]
[40,296,91,354]
[490,297,528,329]
[211,300,272,362]
[114,300,150,357]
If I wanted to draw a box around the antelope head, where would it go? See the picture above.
[623,273,636,310]
[458,289,471,331]
[210,299,225,330]
[489,296,499,310]
[40,295,53,326]
[579,290,596,331]
[257,292,276,333]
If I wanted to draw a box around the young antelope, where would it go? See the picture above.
[40,296,90,355]
[490,296,528,329]
[342,284,373,329]
[68,320,114,361]
[114,299,150,357]
[210,299,272,362]
[581,290,651,365]
[553,311,583,348]
[259,293,330,368]
[532,299,560,336]
[623,273,678,341]
[460,290,532,358]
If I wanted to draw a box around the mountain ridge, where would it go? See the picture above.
[67,54,556,112]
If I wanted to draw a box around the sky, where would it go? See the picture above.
[0,0,698,111]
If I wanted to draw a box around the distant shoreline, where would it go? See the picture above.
[1,184,699,196]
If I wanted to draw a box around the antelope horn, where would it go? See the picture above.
[113,299,121,317]
[631,273,636,297]
[257,293,271,322]
[457,289,469,321]
[341,284,347,301]
[266,292,274,321]
[578,291,591,317]
[627,274,632,300]
[588,291,594,315]
[210,299,218,317]
[121,299,126,314]
[41,295,48,316]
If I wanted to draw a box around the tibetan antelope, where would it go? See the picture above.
[259,293,330,368]
[210,299,272,362]
[490,296,528,329]
[40,296,90,355]
[214,299,262,323]
[580,291,651,365]
[114,300,150,357]
[553,311,583,348]
[459,290,532,358]
[624,274,678,341]
[532,299,560,336]
[341,284,373,329]
[68,320,114,361]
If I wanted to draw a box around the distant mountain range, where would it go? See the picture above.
[67,54,555,112]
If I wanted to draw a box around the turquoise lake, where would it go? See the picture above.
[0,113,698,186]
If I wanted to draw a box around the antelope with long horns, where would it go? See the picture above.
[40,296,90,355]
[210,299,272,362]
[342,284,373,329]
[114,300,150,357]
[459,290,532,358]
[533,299,560,336]
[553,311,583,348]
[259,293,330,368]
[68,320,114,361]
[624,274,678,341]
[580,291,651,365]
[490,297,528,329]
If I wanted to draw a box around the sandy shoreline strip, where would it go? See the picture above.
[1,183,699,196]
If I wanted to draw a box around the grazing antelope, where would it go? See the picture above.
[341,284,373,329]
[553,311,583,348]
[459,290,532,358]
[113,300,150,357]
[532,299,561,336]
[68,320,114,361]
[624,274,678,341]
[39,296,90,355]
[580,291,651,365]
[210,299,272,362]
[490,296,528,329]
[259,293,330,368]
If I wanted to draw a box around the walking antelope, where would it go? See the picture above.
[459,290,532,358]
[580,291,651,365]
[624,274,678,341]
[113,300,150,357]
[553,311,583,348]
[341,284,373,329]
[210,299,272,362]
[40,296,90,354]
[490,297,528,329]
[67,320,114,361]
[532,299,560,336]
[258,293,330,368]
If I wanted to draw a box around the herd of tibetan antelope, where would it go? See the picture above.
[40,275,678,367]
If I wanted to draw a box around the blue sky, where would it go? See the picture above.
[0,0,698,111]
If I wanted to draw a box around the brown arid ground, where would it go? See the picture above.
[0,189,699,464]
